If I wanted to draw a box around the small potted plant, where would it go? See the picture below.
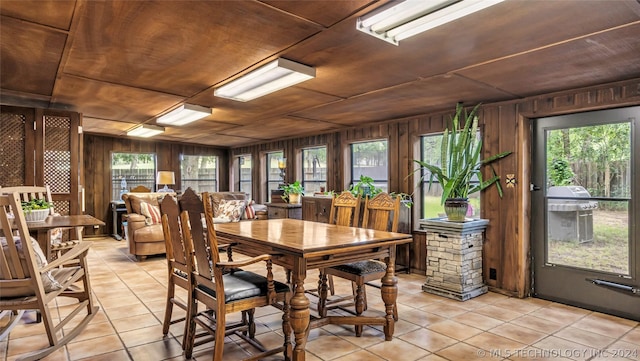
[281,181,304,204]
[21,199,53,222]
[412,103,511,221]
[349,175,383,198]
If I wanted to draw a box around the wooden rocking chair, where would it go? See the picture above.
[0,192,98,361]
[0,185,81,261]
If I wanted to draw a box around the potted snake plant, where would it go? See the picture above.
[413,103,511,221]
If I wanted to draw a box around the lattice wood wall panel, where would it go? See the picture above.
[44,115,71,193]
[54,199,72,242]
[0,113,26,186]
[53,200,70,216]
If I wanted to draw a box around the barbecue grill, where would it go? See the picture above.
[548,186,598,243]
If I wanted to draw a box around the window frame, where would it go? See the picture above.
[238,154,253,199]
[180,154,218,193]
[301,146,327,194]
[110,152,156,201]
[419,133,481,219]
[265,151,284,202]
[349,140,389,192]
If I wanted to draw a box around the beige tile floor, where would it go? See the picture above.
[1,236,639,361]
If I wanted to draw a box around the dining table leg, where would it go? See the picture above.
[289,258,310,361]
[381,246,398,341]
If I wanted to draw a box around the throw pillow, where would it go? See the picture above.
[127,195,144,214]
[243,199,256,220]
[0,235,63,297]
[140,201,162,225]
[210,193,247,218]
[216,199,246,223]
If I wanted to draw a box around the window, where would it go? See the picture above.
[266,151,284,202]
[238,155,252,198]
[302,147,326,194]
[419,134,480,219]
[351,140,388,192]
[111,152,156,201]
[181,155,218,193]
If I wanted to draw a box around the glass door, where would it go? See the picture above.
[531,107,639,321]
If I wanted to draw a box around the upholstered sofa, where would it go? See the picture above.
[122,192,174,261]
[122,191,265,261]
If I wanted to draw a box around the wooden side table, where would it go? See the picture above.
[266,203,302,220]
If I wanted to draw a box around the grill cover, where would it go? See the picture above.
[548,186,598,211]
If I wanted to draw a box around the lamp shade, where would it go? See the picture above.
[156,171,175,185]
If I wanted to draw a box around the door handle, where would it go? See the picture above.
[587,278,640,296]
[530,184,541,191]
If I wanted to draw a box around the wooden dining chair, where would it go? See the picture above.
[179,189,291,360]
[130,185,152,193]
[157,194,192,348]
[0,192,98,361]
[321,192,401,336]
[316,191,361,317]
[158,191,237,351]
[0,185,80,261]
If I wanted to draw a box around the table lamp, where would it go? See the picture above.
[156,171,175,192]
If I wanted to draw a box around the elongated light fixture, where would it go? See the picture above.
[156,103,212,126]
[357,0,504,45]
[126,124,164,138]
[214,58,315,102]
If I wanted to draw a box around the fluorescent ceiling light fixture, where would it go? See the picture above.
[214,58,315,102]
[357,0,504,45]
[156,103,212,126]
[126,124,165,138]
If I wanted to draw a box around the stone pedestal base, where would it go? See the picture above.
[420,218,489,301]
[422,283,488,301]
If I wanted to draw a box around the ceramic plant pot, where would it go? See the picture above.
[444,198,468,222]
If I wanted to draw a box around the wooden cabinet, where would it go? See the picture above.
[266,203,302,220]
[301,196,333,223]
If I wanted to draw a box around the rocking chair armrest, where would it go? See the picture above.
[215,254,273,269]
[41,242,92,272]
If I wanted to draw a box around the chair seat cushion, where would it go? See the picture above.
[198,270,290,303]
[329,260,387,275]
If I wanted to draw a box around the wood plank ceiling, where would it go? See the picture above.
[1,0,639,147]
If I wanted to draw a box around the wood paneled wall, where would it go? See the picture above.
[83,134,228,237]
[6,79,638,297]
[229,78,640,297]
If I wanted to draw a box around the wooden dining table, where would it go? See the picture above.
[23,214,105,260]
[214,218,413,361]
